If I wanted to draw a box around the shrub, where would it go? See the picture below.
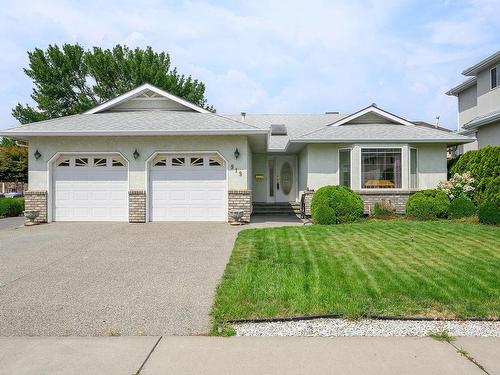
[437,172,475,200]
[0,197,24,217]
[478,201,500,225]
[311,185,364,224]
[450,146,500,205]
[406,189,450,220]
[372,199,396,219]
[448,197,476,219]
[313,205,336,225]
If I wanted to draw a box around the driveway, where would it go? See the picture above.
[0,221,240,336]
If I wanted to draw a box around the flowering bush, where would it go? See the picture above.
[438,172,475,200]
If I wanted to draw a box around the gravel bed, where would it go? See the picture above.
[234,318,500,337]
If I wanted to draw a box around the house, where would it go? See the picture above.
[446,50,500,154]
[0,83,473,223]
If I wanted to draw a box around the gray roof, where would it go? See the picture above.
[224,113,346,150]
[295,123,473,144]
[462,50,500,76]
[462,109,500,130]
[1,112,266,136]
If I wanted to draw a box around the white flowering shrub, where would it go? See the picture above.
[437,172,475,200]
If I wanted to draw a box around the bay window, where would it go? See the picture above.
[361,148,402,189]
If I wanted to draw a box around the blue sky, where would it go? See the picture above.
[0,0,499,130]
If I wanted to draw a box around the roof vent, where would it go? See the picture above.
[270,124,287,135]
[371,103,378,107]
[325,111,339,114]
[240,112,246,121]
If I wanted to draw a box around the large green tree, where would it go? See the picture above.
[13,44,213,124]
[0,145,28,182]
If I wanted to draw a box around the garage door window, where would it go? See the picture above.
[57,158,70,167]
[190,157,204,167]
[112,158,125,167]
[209,156,223,166]
[154,158,167,167]
[75,158,89,167]
[93,158,107,167]
[171,157,185,167]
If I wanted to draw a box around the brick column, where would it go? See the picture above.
[301,189,314,217]
[228,190,252,223]
[129,190,146,223]
[24,191,47,223]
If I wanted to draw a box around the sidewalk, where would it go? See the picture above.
[0,336,497,375]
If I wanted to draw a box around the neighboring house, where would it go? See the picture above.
[446,50,500,154]
[0,83,473,223]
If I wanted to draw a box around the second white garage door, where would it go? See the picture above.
[150,154,227,221]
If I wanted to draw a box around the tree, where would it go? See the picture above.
[0,145,28,182]
[12,44,214,124]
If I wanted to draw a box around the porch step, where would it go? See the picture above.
[252,202,301,215]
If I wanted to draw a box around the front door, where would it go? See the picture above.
[268,156,296,202]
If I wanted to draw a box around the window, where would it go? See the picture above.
[361,148,401,189]
[75,158,89,167]
[491,66,499,89]
[410,148,418,189]
[93,158,107,167]
[57,158,70,167]
[112,158,125,167]
[171,157,185,167]
[209,156,224,166]
[339,149,351,188]
[190,157,204,167]
[154,158,167,167]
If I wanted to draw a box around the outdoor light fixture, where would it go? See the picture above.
[234,148,240,159]
[34,149,41,160]
[133,149,140,160]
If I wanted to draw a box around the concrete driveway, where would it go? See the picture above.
[0,221,240,336]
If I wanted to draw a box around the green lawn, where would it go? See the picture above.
[212,220,500,326]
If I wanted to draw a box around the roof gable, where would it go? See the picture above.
[329,105,414,127]
[84,83,210,114]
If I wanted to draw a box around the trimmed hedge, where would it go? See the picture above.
[448,197,476,219]
[450,146,500,205]
[406,189,450,220]
[311,185,364,224]
[0,197,24,217]
[313,205,336,225]
[478,201,500,225]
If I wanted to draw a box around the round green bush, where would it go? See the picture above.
[313,205,336,225]
[311,185,364,224]
[448,197,476,219]
[406,189,450,220]
[478,201,500,225]
[0,197,24,217]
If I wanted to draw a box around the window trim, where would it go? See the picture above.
[338,147,352,188]
[359,146,403,190]
[409,147,418,189]
[491,64,500,90]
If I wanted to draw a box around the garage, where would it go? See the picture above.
[52,155,129,221]
[149,153,227,221]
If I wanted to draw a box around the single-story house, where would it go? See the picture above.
[0,83,474,223]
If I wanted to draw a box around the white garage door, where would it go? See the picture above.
[53,155,128,221]
[150,154,227,221]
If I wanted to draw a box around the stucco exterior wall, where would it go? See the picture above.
[251,153,267,202]
[413,143,447,189]
[27,135,249,191]
[458,84,478,128]
[306,144,338,190]
[476,121,500,148]
[477,67,500,116]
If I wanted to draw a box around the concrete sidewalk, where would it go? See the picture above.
[1,336,497,375]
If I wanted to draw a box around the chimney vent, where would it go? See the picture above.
[241,112,246,121]
[325,111,339,114]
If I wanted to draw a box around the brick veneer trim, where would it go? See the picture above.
[228,189,252,223]
[24,191,47,223]
[129,190,146,223]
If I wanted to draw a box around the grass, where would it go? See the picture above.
[212,220,500,329]
[428,330,455,342]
